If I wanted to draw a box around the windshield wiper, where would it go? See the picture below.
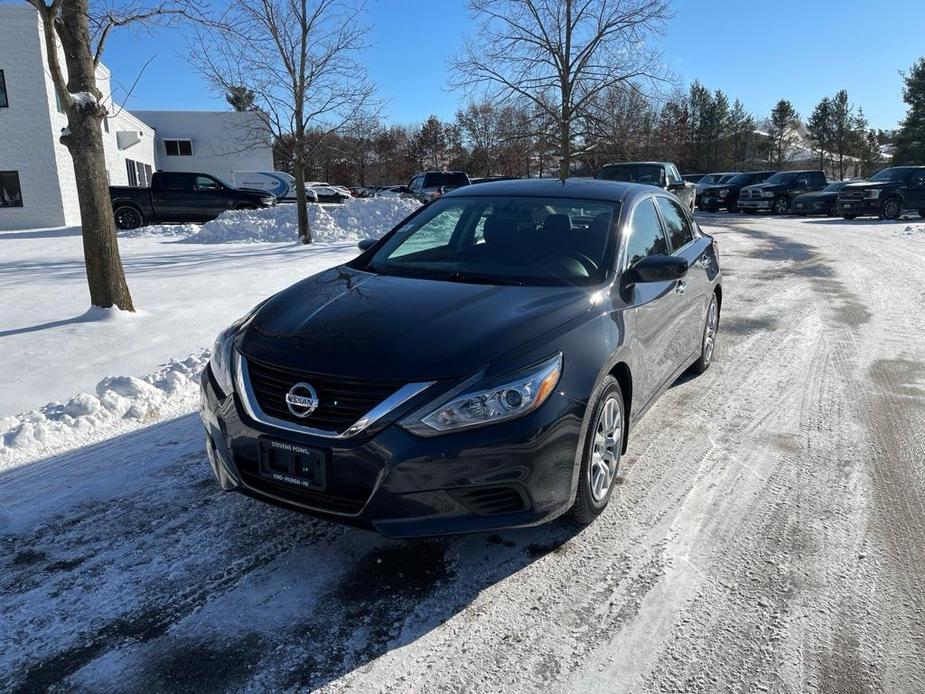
[445,271,525,286]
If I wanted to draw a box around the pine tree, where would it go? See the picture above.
[806,97,833,170]
[768,100,800,167]
[893,58,925,164]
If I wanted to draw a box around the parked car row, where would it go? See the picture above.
[685,164,925,220]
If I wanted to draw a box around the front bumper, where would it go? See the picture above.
[837,199,880,216]
[737,199,772,211]
[700,194,733,211]
[199,367,586,538]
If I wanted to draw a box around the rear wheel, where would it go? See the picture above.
[113,205,143,230]
[692,294,719,374]
[828,200,839,216]
[880,197,903,220]
[571,378,624,524]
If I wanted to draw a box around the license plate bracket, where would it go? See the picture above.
[258,438,327,491]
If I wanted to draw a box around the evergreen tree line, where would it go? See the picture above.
[261,59,925,186]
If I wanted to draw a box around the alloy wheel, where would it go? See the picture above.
[589,396,621,502]
[703,297,718,365]
[115,207,141,230]
[882,199,902,220]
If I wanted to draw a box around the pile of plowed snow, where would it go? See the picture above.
[130,197,420,244]
[0,352,208,468]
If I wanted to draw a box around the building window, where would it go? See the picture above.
[125,160,138,187]
[164,139,193,156]
[103,118,109,133]
[0,70,8,108]
[0,171,23,207]
[142,163,152,187]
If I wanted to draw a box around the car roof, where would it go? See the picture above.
[600,161,668,167]
[442,177,639,202]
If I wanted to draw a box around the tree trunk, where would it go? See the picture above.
[38,0,135,310]
[293,118,311,244]
[559,119,571,181]
[67,115,135,310]
[294,162,311,244]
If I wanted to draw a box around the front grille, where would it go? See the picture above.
[839,190,864,200]
[449,486,530,516]
[749,189,762,200]
[246,357,402,433]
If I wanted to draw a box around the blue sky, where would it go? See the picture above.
[95,0,925,129]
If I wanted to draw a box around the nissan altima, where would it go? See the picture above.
[199,179,722,538]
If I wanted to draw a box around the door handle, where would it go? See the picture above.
[676,281,687,295]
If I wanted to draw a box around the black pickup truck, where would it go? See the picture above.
[737,170,827,214]
[837,166,925,220]
[110,172,276,229]
[595,161,697,211]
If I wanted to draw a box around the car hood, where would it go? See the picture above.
[841,180,885,191]
[793,190,835,201]
[238,266,593,382]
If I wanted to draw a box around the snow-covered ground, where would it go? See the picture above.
[2,212,925,692]
[0,198,418,467]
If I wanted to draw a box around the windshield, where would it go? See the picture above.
[764,172,798,185]
[363,196,618,286]
[717,174,737,183]
[823,182,848,192]
[423,173,469,189]
[597,164,663,185]
[870,167,915,182]
[726,174,754,185]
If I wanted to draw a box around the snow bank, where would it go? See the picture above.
[130,197,420,244]
[0,352,209,469]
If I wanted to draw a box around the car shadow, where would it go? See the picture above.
[0,414,585,692]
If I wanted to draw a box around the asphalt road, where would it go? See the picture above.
[2,214,924,693]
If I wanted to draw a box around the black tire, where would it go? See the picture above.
[692,293,719,374]
[772,196,790,215]
[880,197,903,220]
[842,214,858,220]
[727,205,739,213]
[571,377,624,525]
[828,200,839,217]
[114,205,143,230]
[235,204,257,211]
[918,210,925,219]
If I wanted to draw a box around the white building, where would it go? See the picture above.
[0,5,274,231]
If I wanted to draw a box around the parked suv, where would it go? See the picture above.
[596,161,696,211]
[737,170,827,214]
[407,171,471,203]
[837,166,925,220]
[699,171,776,213]
[110,172,276,230]
[199,179,722,538]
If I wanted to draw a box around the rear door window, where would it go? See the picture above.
[655,196,695,251]
[625,198,670,268]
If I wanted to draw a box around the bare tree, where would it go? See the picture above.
[451,0,671,180]
[26,0,203,310]
[194,0,376,243]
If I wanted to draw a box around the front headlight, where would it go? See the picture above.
[863,189,881,199]
[717,188,729,197]
[401,354,562,436]
[210,326,237,397]
[761,191,775,198]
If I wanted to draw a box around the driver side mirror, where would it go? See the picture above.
[659,171,667,187]
[357,238,376,251]
[624,255,688,285]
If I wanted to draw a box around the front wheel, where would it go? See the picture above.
[918,210,925,219]
[828,200,839,216]
[571,378,624,525]
[114,205,143,230]
[842,214,858,220]
[692,294,719,374]
[880,197,903,220]
[773,197,790,215]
